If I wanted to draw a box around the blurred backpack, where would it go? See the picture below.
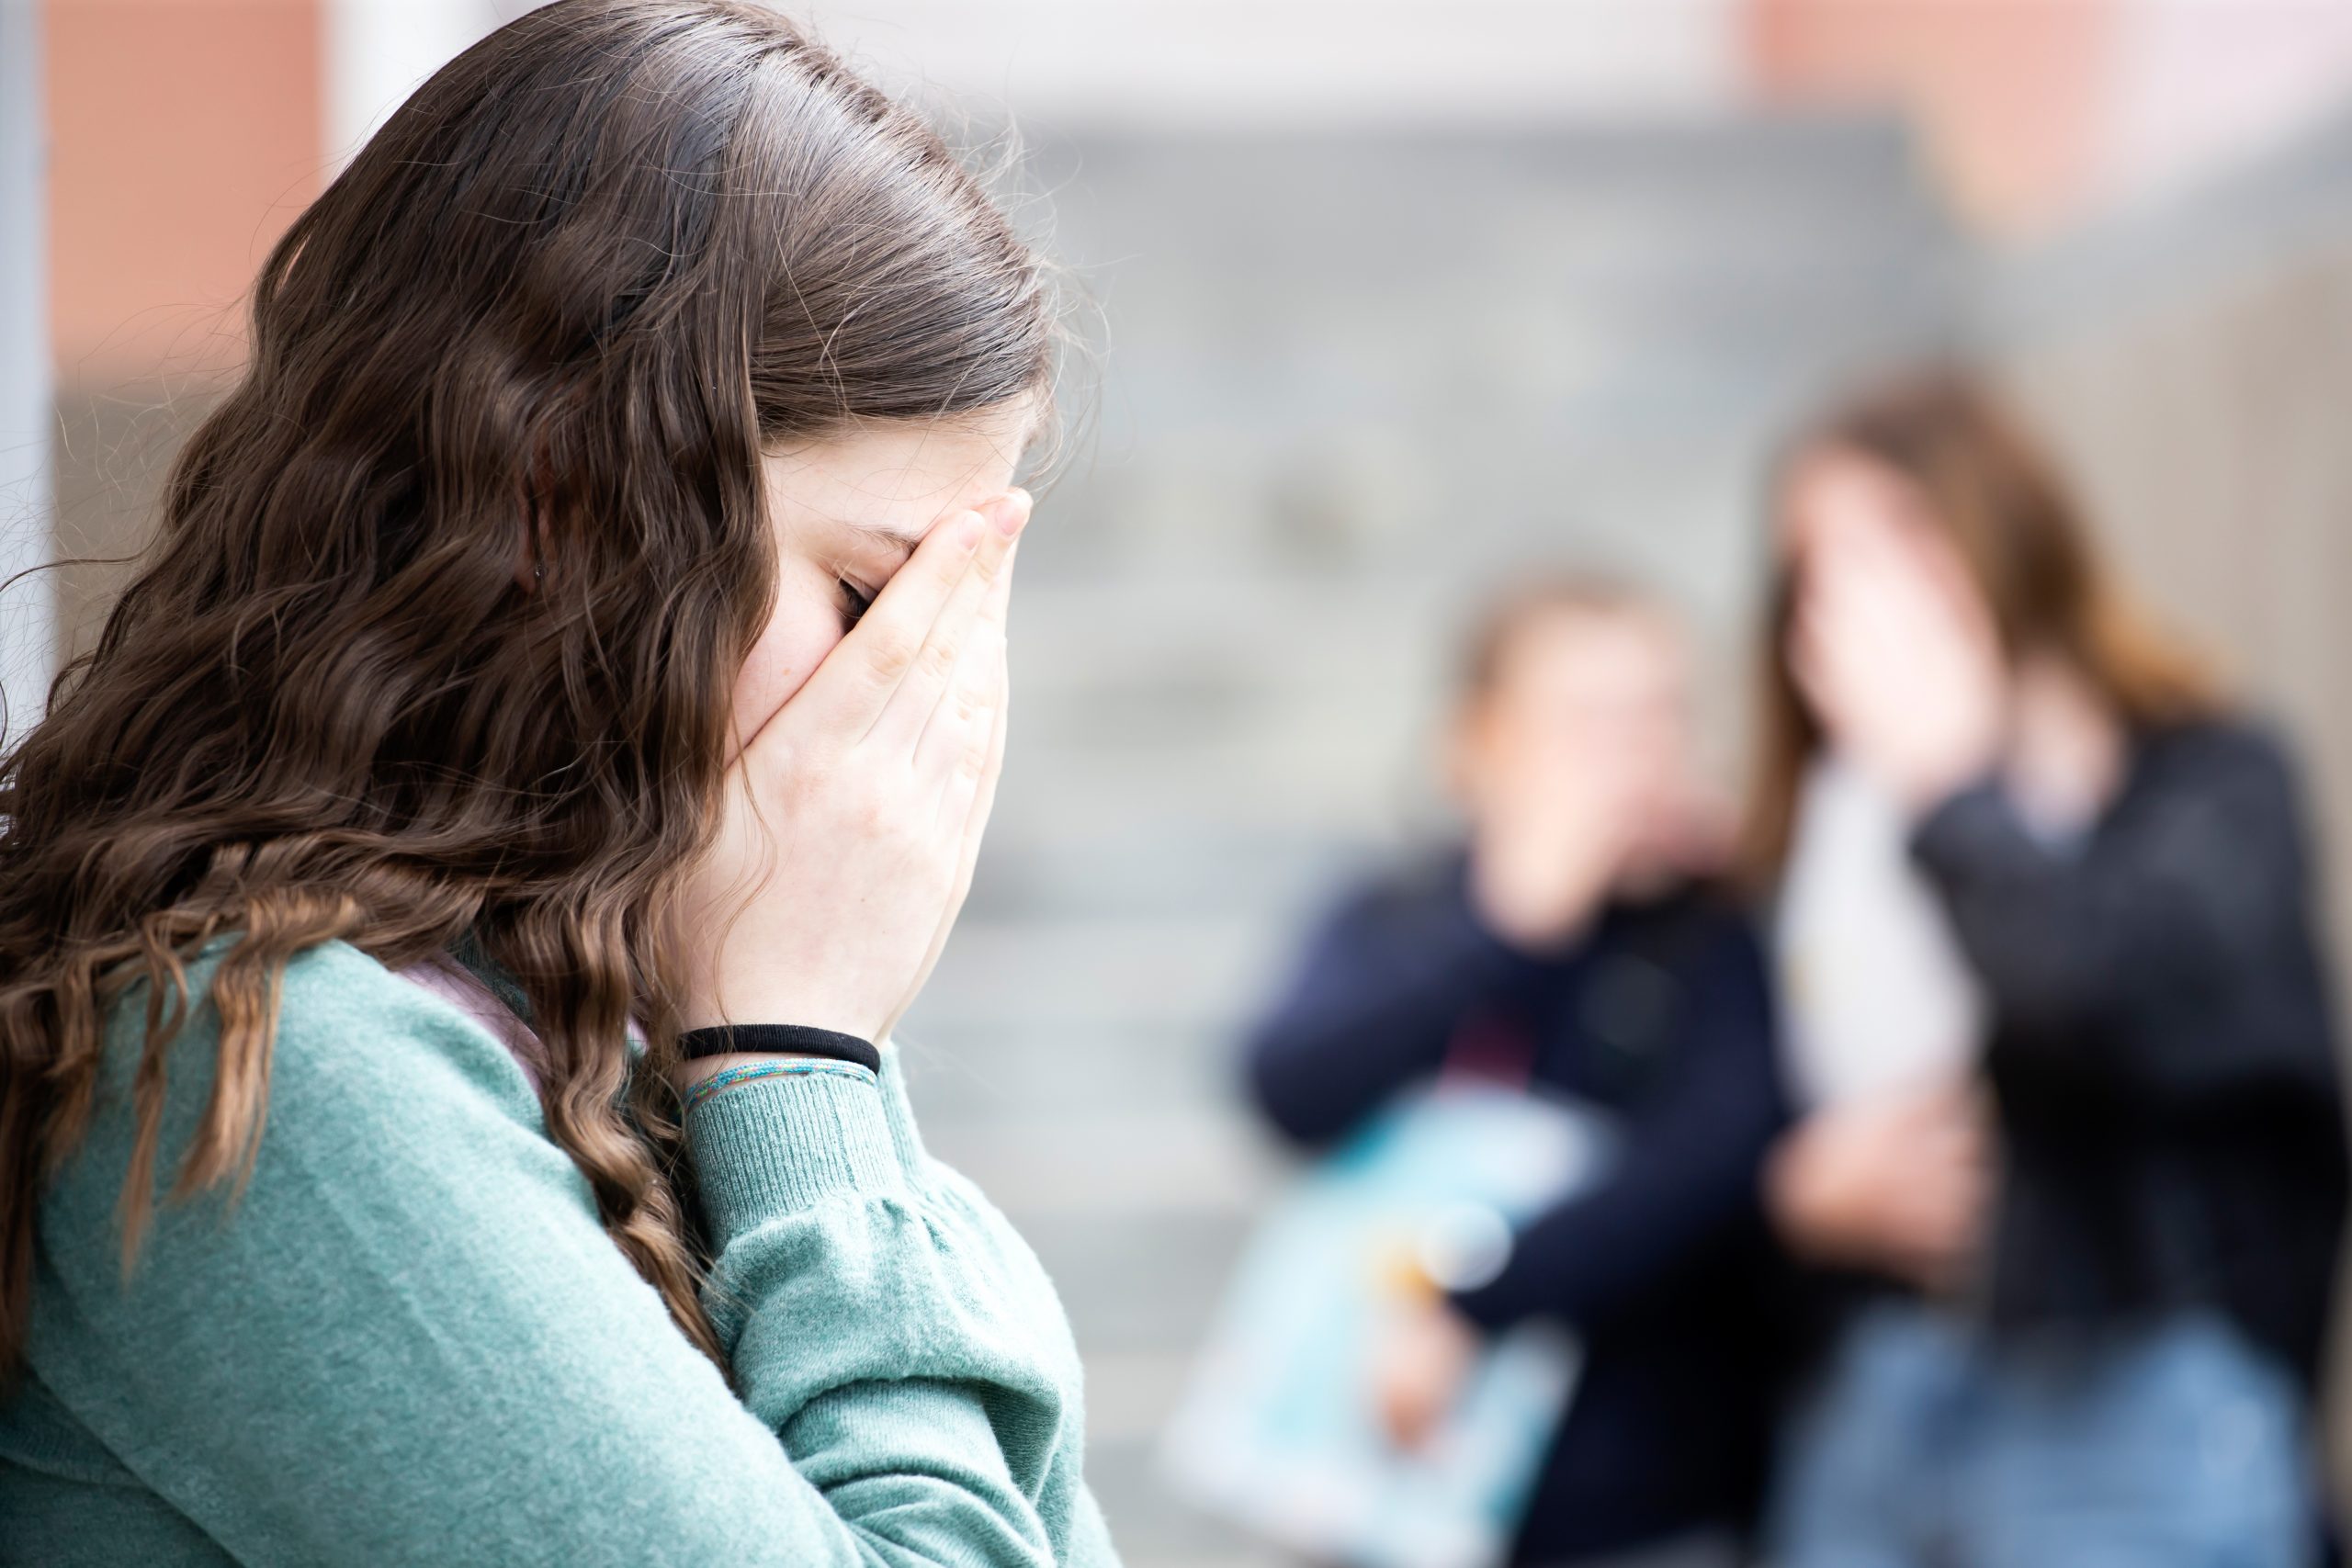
[1162,1076,1612,1568]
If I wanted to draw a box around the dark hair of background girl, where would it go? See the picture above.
[1740,369,2216,886]
[0,0,1059,1382]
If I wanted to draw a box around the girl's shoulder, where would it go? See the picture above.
[92,935,548,1157]
[2130,713,2304,818]
[42,936,582,1314]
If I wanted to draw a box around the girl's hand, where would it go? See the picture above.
[1792,517,2007,816]
[1465,720,1651,953]
[673,491,1030,1055]
[1371,1293,1479,1450]
[1467,760,1641,953]
[1765,1085,1993,1295]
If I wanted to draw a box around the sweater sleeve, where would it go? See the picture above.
[26,939,1115,1568]
[1242,865,1530,1147]
[1907,722,2337,1103]
[1446,912,1787,1334]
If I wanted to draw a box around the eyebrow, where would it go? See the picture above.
[840,516,928,549]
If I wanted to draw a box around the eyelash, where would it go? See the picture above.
[837,577,876,628]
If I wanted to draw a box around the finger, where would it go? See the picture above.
[888,646,1009,1037]
[1788,606,1844,727]
[942,622,1011,843]
[1875,524,1979,635]
[888,622,1012,1044]
[784,504,989,738]
[1848,534,1974,668]
[911,527,1017,777]
[1376,1371,1426,1449]
[867,491,1028,750]
[1797,585,1899,738]
[1814,554,1907,662]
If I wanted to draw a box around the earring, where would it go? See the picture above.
[534,562,546,583]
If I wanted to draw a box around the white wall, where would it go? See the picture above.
[785,0,1744,128]
[2097,0,2352,220]
[322,0,555,168]
[1,0,53,750]
[322,0,1745,161]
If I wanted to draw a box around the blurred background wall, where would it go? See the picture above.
[1,0,47,752]
[16,3,2352,1564]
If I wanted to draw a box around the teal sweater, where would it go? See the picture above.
[0,938,1121,1566]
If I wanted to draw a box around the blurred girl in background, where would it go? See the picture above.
[1751,371,2348,1567]
[1246,581,1789,1568]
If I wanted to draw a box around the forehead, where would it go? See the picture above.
[1782,447,1927,551]
[762,405,1037,545]
[1493,607,1684,696]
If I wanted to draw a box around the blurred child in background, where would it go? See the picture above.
[1751,371,2349,1568]
[1243,581,1790,1568]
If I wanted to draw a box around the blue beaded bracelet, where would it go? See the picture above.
[680,1057,876,1111]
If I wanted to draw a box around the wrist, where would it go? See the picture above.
[1891,709,2006,819]
[680,986,883,1042]
[1465,857,1607,956]
[1894,753,1996,821]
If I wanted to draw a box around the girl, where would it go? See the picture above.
[0,3,1118,1564]
[1750,371,2348,1566]
[1245,581,1786,1568]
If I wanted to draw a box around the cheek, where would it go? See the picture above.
[729,582,850,740]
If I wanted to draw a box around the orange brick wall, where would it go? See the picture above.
[47,0,323,381]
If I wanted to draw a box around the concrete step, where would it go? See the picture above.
[901,912,1300,1032]
[1085,1433,1288,1568]
[919,1105,1283,1221]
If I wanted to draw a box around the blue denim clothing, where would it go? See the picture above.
[1769,1302,2314,1568]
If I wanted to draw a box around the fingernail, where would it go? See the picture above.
[989,493,1029,537]
[954,510,986,547]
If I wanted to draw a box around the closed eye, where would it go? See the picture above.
[837,577,876,629]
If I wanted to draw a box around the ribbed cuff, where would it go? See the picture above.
[872,1038,929,1171]
[684,1066,903,1242]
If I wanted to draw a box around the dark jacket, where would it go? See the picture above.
[1908,717,2349,1386]
[1242,858,1792,1564]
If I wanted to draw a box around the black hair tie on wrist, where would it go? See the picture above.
[676,1023,880,1074]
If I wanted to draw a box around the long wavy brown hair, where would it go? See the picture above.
[0,0,1057,1384]
[1741,369,2216,885]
